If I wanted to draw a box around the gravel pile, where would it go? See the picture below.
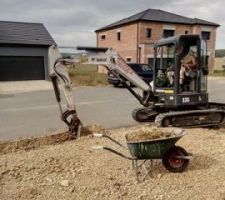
[125,127,177,142]
[0,125,225,200]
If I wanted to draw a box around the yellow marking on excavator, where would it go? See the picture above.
[165,90,174,94]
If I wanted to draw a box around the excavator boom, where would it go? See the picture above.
[78,47,150,91]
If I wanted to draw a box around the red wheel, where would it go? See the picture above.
[162,146,189,173]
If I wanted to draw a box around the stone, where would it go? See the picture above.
[60,180,70,187]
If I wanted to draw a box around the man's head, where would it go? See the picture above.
[189,46,197,56]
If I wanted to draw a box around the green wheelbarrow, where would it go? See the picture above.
[93,129,192,181]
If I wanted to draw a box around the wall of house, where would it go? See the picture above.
[96,23,138,73]
[192,25,217,70]
[138,22,162,63]
[138,22,193,63]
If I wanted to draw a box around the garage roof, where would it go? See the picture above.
[96,9,220,32]
[0,21,56,46]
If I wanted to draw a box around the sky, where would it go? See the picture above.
[0,0,224,50]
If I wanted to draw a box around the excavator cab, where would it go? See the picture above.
[153,34,208,108]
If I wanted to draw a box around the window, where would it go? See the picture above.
[101,34,106,40]
[146,28,152,38]
[155,44,175,88]
[126,57,131,63]
[185,30,188,34]
[163,29,175,38]
[201,31,211,40]
[148,58,154,66]
[117,32,121,41]
[129,64,152,72]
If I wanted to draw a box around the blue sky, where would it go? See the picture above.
[0,0,224,49]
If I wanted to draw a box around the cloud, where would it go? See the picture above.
[0,0,224,49]
[167,0,225,48]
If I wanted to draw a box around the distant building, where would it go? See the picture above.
[96,9,219,73]
[0,21,56,81]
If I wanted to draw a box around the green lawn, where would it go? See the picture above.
[69,64,108,86]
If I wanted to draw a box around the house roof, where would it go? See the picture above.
[0,21,56,46]
[96,9,220,32]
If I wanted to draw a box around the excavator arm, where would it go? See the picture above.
[50,46,155,136]
[50,57,82,137]
[77,46,156,106]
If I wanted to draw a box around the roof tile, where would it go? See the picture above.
[96,9,219,32]
[0,21,56,46]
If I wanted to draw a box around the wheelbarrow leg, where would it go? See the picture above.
[131,160,135,169]
[134,160,139,182]
[133,160,154,182]
[142,160,154,181]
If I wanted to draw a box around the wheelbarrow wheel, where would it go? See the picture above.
[162,146,189,173]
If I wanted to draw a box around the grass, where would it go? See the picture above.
[210,69,225,77]
[215,49,225,58]
[69,64,108,86]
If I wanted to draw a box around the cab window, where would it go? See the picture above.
[155,44,175,88]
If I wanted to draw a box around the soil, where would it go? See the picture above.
[0,124,106,155]
[0,124,225,200]
[125,127,177,142]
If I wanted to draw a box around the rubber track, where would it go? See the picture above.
[155,109,225,128]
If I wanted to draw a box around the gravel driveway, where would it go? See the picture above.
[0,125,225,200]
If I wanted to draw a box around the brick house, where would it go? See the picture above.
[96,9,219,73]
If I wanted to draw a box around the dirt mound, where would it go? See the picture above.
[125,127,177,142]
[0,132,74,155]
[0,124,107,155]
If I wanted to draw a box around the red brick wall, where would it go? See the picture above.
[192,25,217,70]
[138,22,193,63]
[97,23,138,72]
[138,22,163,62]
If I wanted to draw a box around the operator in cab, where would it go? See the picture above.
[179,49,197,91]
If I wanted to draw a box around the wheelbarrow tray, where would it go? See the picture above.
[127,131,185,159]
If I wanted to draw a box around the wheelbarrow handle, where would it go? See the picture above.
[92,146,104,150]
[93,133,128,150]
[92,146,135,160]
[93,133,103,137]
[179,129,186,136]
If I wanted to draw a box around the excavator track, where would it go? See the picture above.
[155,109,225,128]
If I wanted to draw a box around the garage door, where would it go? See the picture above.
[0,56,45,81]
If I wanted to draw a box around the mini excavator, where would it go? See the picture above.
[50,34,225,136]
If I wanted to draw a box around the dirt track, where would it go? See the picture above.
[0,125,225,200]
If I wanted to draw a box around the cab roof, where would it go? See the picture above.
[154,34,200,48]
